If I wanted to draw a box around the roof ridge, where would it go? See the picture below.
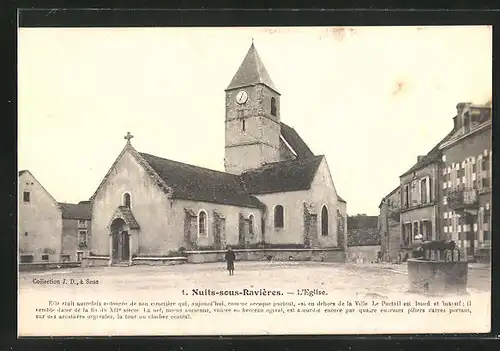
[139,152,239,179]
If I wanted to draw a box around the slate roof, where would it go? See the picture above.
[400,128,455,177]
[226,43,279,93]
[116,206,140,229]
[280,122,315,159]
[241,155,324,194]
[59,201,92,220]
[337,195,346,203]
[139,153,264,209]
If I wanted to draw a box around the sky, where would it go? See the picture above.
[18,26,492,215]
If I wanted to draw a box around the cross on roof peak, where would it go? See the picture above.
[124,132,134,144]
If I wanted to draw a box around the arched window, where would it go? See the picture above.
[249,214,255,236]
[123,193,131,209]
[198,210,207,236]
[321,205,329,236]
[271,97,277,117]
[274,205,284,228]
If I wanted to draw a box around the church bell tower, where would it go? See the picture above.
[224,42,281,175]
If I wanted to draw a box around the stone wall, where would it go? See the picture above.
[81,256,110,268]
[407,259,468,295]
[346,245,381,264]
[185,248,345,264]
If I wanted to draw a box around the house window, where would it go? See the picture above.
[24,232,28,236]
[79,231,87,245]
[242,119,246,132]
[271,97,277,117]
[484,230,490,241]
[61,254,70,262]
[23,191,30,203]
[123,193,131,208]
[20,255,33,263]
[484,208,491,224]
[420,178,427,204]
[198,210,207,236]
[41,254,49,261]
[413,222,419,237]
[248,214,255,236]
[321,205,329,236]
[274,205,284,228]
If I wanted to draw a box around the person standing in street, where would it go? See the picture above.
[225,246,235,276]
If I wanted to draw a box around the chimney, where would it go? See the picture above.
[417,155,426,162]
[456,102,471,115]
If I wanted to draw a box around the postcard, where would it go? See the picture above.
[18,24,492,336]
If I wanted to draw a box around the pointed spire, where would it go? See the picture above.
[226,42,279,93]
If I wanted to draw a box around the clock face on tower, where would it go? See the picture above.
[236,90,248,105]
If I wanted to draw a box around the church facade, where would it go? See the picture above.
[88,43,347,264]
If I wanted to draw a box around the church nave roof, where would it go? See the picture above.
[139,152,265,209]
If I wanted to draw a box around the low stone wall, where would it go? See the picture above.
[185,248,345,264]
[19,261,81,272]
[132,256,187,266]
[407,259,468,295]
[346,245,381,264]
[81,256,110,268]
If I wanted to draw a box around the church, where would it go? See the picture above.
[88,43,347,264]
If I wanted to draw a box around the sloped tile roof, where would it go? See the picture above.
[59,201,92,220]
[241,155,324,194]
[226,43,279,93]
[280,122,315,159]
[400,128,455,177]
[139,153,264,209]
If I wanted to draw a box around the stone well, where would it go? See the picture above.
[407,240,468,295]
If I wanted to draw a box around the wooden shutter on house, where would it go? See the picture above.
[465,159,473,188]
[451,212,457,240]
[489,150,492,187]
[426,176,431,203]
[478,207,484,243]
[450,163,457,189]
[477,155,483,189]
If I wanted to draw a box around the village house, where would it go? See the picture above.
[18,170,63,263]
[439,102,492,262]
[378,101,491,262]
[18,170,91,263]
[378,186,401,262]
[398,128,453,252]
[87,43,347,265]
[59,201,92,262]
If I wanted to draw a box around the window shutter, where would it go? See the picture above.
[415,180,421,205]
[477,155,483,188]
[426,176,431,203]
[451,213,457,238]
[478,207,484,243]
[489,150,492,186]
[466,160,473,188]
[450,165,456,190]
